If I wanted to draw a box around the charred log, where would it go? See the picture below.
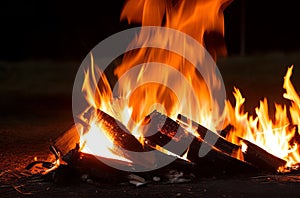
[219,124,234,138]
[54,147,130,184]
[143,110,194,156]
[187,138,259,177]
[241,138,287,173]
[143,111,258,177]
[57,144,196,184]
[53,110,260,179]
[177,114,240,156]
[177,113,287,173]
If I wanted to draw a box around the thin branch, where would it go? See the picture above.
[11,184,33,195]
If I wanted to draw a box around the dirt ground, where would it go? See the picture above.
[1,52,300,197]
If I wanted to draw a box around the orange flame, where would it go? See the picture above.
[225,66,300,170]
[116,0,232,130]
[120,0,231,59]
[78,0,230,162]
[77,0,300,172]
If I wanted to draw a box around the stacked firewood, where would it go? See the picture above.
[49,110,289,183]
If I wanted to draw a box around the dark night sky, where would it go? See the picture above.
[0,0,299,61]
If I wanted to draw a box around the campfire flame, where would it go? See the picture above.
[77,0,300,172]
[115,0,233,133]
[80,120,132,162]
[120,0,231,59]
[79,0,230,161]
[225,66,300,170]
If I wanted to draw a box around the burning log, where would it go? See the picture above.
[57,147,132,184]
[95,110,145,152]
[53,124,80,156]
[240,138,287,173]
[176,114,287,173]
[53,110,260,179]
[142,110,194,156]
[54,110,145,156]
[186,138,259,177]
[177,114,240,156]
[54,112,156,170]
[63,147,195,183]
[219,124,234,138]
[143,111,259,176]
[53,110,196,178]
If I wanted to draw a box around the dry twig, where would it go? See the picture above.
[11,184,33,195]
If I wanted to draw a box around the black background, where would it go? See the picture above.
[0,0,299,61]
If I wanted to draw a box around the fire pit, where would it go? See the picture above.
[1,0,300,197]
[46,0,299,177]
